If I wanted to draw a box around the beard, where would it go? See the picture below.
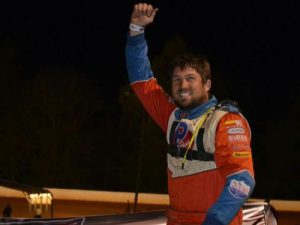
[173,95,209,110]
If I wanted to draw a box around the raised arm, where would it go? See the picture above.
[125,3,176,133]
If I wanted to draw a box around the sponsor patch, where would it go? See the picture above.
[228,135,248,143]
[227,127,245,134]
[228,179,250,199]
[232,152,251,158]
[173,120,193,149]
[224,120,243,126]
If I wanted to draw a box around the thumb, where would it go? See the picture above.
[149,8,159,20]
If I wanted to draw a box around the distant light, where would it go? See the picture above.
[29,193,52,205]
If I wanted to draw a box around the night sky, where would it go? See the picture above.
[1,1,299,200]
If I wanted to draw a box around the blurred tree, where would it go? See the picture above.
[254,98,300,200]
[0,43,107,188]
[18,69,103,187]
[0,38,25,181]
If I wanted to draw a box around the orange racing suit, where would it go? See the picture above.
[125,33,255,225]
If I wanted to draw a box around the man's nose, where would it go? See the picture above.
[179,79,189,88]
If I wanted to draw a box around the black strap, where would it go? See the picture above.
[167,145,214,161]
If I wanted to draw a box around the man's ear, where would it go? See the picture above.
[205,79,211,92]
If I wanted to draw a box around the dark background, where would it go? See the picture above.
[0,0,299,200]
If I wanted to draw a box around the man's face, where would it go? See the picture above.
[171,66,211,110]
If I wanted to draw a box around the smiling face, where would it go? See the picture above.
[171,66,211,110]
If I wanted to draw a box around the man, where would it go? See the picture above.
[125,3,255,225]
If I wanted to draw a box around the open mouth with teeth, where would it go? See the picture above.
[178,91,191,98]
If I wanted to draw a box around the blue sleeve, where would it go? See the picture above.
[202,170,255,225]
[125,33,154,83]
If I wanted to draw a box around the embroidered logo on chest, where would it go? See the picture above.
[173,119,194,149]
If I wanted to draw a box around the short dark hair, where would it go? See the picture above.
[168,53,211,83]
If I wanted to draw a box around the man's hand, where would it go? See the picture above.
[130,3,158,29]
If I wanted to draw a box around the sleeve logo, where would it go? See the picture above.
[228,179,250,198]
[227,127,245,134]
[232,152,251,158]
[224,120,243,126]
[228,135,248,143]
